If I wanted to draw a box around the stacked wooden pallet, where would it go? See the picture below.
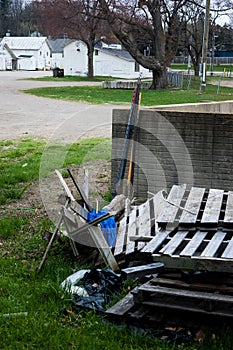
[106,269,233,329]
[114,184,233,272]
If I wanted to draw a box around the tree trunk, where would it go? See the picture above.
[193,61,200,77]
[87,45,94,79]
[151,67,168,89]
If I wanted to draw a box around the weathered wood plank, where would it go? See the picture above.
[114,198,131,256]
[179,187,205,225]
[222,236,233,259]
[138,284,233,304]
[159,231,189,255]
[141,230,171,254]
[121,262,164,280]
[137,199,151,237]
[201,189,224,224]
[152,254,233,273]
[114,214,127,256]
[106,291,135,316]
[152,190,166,220]
[201,230,226,257]
[157,184,186,224]
[89,226,119,271]
[180,231,208,257]
[224,191,233,224]
[126,206,138,255]
[137,199,151,250]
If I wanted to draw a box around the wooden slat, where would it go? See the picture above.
[201,189,224,224]
[159,231,189,255]
[114,198,130,256]
[201,230,226,257]
[152,190,166,220]
[137,199,151,250]
[126,206,137,254]
[89,226,119,271]
[224,191,233,224]
[222,237,233,259]
[114,214,127,256]
[179,187,205,225]
[106,291,135,316]
[141,230,171,254]
[152,254,233,273]
[180,231,208,257]
[157,184,186,224]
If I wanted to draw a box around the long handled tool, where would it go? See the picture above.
[113,75,142,197]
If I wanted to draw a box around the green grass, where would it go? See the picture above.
[0,138,111,204]
[170,63,233,73]
[1,138,233,349]
[23,81,233,106]
[26,75,122,82]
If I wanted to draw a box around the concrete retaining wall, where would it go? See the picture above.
[112,107,233,201]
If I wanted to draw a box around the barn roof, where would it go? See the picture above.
[95,42,134,62]
[48,38,73,53]
[2,36,50,50]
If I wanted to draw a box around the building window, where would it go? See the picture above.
[95,50,99,56]
[40,51,42,55]
[135,61,140,72]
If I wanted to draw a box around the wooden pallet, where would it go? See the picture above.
[114,190,165,259]
[106,270,233,329]
[114,184,233,272]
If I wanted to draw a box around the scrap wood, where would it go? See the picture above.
[37,199,69,273]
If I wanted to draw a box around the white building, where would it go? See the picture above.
[94,43,152,79]
[48,38,72,69]
[0,42,17,70]
[1,36,52,70]
[63,40,88,76]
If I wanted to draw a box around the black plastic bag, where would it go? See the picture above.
[72,269,122,312]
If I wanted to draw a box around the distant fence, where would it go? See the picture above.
[172,56,233,65]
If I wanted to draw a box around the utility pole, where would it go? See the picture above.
[200,0,211,93]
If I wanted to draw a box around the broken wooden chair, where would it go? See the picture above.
[38,168,126,273]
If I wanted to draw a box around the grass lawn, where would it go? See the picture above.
[1,138,233,349]
[23,79,233,106]
[170,63,233,73]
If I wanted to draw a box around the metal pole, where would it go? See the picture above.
[200,0,211,92]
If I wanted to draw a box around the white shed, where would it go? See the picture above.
[48,38,72,69]
[0,42,17,70]
[1,36,52,70]
[63,40,88,76]
[94,43,152,79]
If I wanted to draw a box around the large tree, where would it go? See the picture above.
[99,0,233,88]
[33,0,111,78]
[98,0,193,88]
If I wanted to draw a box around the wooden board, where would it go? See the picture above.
[222,236,233,259]
[137,199,151,250]
[126,206,138,255]
[201,230,226,257]
[114,198,131,256]
[157,184,186,224]
[201,189,224,225]
[152,254,233,273]
[114,214,127,256]
[106,291,135,316]
[224,191,233,225]
[159,231,189,255]
[179,187,205,225]
[141,230,171,254]
[180,231,208,257]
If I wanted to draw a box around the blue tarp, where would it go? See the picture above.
[88,209,117,247]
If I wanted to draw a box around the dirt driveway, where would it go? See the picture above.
[0,70,124,142]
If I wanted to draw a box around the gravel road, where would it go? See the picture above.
[0,70,124,142]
